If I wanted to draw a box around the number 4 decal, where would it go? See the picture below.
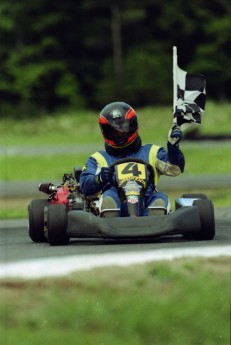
[117,162,146,180]
[121,163,141,176]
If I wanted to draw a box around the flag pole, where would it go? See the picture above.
[173,46,177,115]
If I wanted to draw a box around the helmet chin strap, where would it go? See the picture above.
[105,135,142,157]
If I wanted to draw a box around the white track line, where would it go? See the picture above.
[0,245,231,279]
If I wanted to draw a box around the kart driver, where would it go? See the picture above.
[79,101,185,217]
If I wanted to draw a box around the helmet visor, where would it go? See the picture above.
[102,119,136,146]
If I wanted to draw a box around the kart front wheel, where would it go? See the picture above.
[193,199,215,240]
[47,204,69,245]
[28,199,49,242]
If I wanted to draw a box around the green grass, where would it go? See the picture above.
[182,146,231,174]
[0,258,230,345]
[198,102,231,136]
[1,102,231,179]
[1,101,231,146]
[1,147,231,182]
[1,109,102,146]
[0,154,87,181]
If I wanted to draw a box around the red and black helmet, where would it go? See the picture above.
[99,102,138,147]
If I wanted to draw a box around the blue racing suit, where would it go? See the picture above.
[80,142,185,216]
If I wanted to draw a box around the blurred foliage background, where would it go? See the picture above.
[0,0,230,117]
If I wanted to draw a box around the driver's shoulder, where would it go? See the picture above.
[90,150,111,167]
[140,143,162,155]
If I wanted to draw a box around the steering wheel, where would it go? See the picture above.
[109,157,155,188]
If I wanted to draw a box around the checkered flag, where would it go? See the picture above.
[173,46,206,131]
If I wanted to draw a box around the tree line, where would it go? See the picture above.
[0,0,230,116]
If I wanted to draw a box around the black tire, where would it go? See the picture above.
[193,199,215,240]
[181,193,208,199]
[47,204,69,245]
[28,199,49,242]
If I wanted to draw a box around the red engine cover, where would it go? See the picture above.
[50,186,69,206]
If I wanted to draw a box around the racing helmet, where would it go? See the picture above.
[99,102,138,147]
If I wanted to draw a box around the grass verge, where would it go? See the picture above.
[0,257,230,345]
[1,147,231,181]
[1,101,231,146]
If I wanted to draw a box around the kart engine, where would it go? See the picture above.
[39,173,100,215]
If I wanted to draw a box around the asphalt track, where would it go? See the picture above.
[0,207,230,279]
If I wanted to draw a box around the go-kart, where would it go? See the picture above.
[28,158,215,245]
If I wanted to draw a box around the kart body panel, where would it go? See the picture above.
[66,206,201,239]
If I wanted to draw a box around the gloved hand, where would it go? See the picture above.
[96,167,114,184]
[168,124,182,146]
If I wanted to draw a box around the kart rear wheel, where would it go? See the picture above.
[28,199,49,242]
[47,204,69,245]
[193,199,215,240]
